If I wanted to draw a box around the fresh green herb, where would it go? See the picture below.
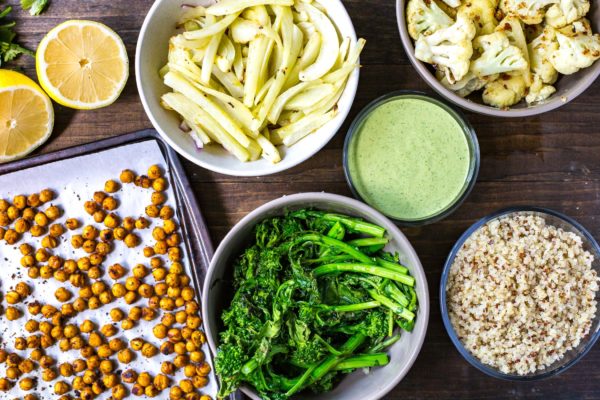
[0,5,34,65]
[20,0,49,15]
[215,209,419,399]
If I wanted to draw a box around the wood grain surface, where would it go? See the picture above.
[6,0,600,398]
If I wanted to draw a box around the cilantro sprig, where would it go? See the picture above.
[0,5,34,66]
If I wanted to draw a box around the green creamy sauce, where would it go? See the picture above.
[347,97,470,220]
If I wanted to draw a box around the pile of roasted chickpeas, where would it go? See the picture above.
[0,165,212,400]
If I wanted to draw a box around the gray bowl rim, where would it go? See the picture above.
[202,192,430,400]
[440,206,600,380]
[395,0,600,117]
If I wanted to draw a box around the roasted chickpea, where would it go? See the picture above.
[158,297,175,311]
[183,365,196,378]
[99,290,114,305]
[142,307,157,321]
[173,355,188,369]
[0,377,12,391]
[99,228,114,242]
[82,239,97,253]
[148,295,160,309]
[45,205,61,220]
[104,180,120,193]
[42,368,58,382]
[113,226,127,241]
[25,319,39,333]
[151,191,166,205]
[136,217,150,229]
[77,257,91,272]
[63,324,79,339]
[180,379,194,394]
[170,386,184,400]
[39,189,54,203]
[181,327,193,340]
[71,234,84,249]
[14,337,26,350]
[175,311,187,324]
[103,373,119,388]
[124,233,140,248]
[41,235,59,249]
[14,218,30,234]
[69,336,85,350]
[186,300,200,315]
[59,363,74,377]
[153,177,167,192]
[174,342,186,355]
[26,193,41,207]
[132,383,145,396]
[82,370,97,385]
[84,200,98,215]
[40,265,53,279]
[18,357,35,373]
[112,383,128,399]
[73,297,87,312]
[54,380,70,395]
[5,290,20,304]
[135,371,151,387]
[82,225,98,240]
[91,253,104,266]
[38,322,52,335]
[138,284,153,298]
[109,284,125,299]
[102,196,118,211]
[120,169,135,183]
[190,350,204,363]
[49,223,65,237]
[97,344,113,359]
[186,315,201,329]
[109,308,124,322]
[92,209,106,223]
[124,291,138,304]
[34,212,49,227]
[117,348,134,364]
[145,385,160,397]
[54,269,69,282]
[25,394,39,400]
[51,325,64,340]
[166,273,181,288]
[41,304,58,318]
[12,194,27,209]
[181,286,195,301]
[108,338,126,352]
[121,369,138,384]
[73,359,86,373]
[55,287,72,302]
[6,206,19,220]
[19,376,35,390]
[40,335,54,350]
[143,246,155,257]
[160,361,176,376]
[91,280,107,295]
[154,240,167,255]
[100,324,118,337]
[148,164,162,179]
[104,212,119,229]
[135,175,152,188]
[87,266,102,280]
[191,331,206,347]
[121,319,135,330]
[142,343,158,358]
[160,342,175,356]
[153,268,168,282]
[6,366,21,380]
[88,331,103,347]
[6,306,22,320]
[146,205,160,218]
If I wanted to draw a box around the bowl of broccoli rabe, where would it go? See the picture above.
[397,0,600,116]
[202,193,429,400]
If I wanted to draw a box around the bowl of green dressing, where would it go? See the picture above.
[344,91,479,226]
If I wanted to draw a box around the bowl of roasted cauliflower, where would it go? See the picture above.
[397,0,600,116]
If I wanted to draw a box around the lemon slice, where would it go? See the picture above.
[0,70,54,163]
[36,20,129,110]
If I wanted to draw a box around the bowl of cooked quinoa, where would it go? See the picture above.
[441,207,600,380]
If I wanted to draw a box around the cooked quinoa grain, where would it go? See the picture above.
[447,213,599,375]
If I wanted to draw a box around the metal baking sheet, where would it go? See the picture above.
[0,130,220,399]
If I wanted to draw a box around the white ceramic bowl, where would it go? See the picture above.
[136,0,359,176]
[202,192,430,400]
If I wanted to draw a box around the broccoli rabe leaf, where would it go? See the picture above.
[20,0,49,15]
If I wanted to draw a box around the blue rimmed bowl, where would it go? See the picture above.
[440,206,600,380]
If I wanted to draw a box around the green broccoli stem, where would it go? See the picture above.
[368,289,415,321]
[384,281,410,307]
[326,221,345,240]
[334,353,389,370]
[347,237,389,247]
[241,358,259,376]
[294,234,374,264]
[302,211,386,238]
[306,254,355,264]
[312,263,415,287]
[376,257,408,275]
[326,301,381,313]
[286,333,367,396]
[368,334,402,353]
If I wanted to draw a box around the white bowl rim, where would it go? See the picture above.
[395,0,600,118]
[202,192,430,400]
[136,0,360,176]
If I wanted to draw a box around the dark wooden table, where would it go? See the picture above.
[8,0,600,398]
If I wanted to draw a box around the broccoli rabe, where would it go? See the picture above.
[214,210,419,399]
[471,31,528,76]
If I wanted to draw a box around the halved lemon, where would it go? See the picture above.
[0,70,54,163]
[36,20,129,110]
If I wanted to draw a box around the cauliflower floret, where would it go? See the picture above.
[548,19,600,74]
[496,16,532,83]
[525,74,556,103]
[528,29,558,83]
[471,31,529,76]
[499,0,557,25]
[437,70,497,96]
[458,0,498,36]
[482,73,527,107]
[545,0,589,28]
[407,0,454,40]
[415,13,477,82]
[440,0,462,7]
